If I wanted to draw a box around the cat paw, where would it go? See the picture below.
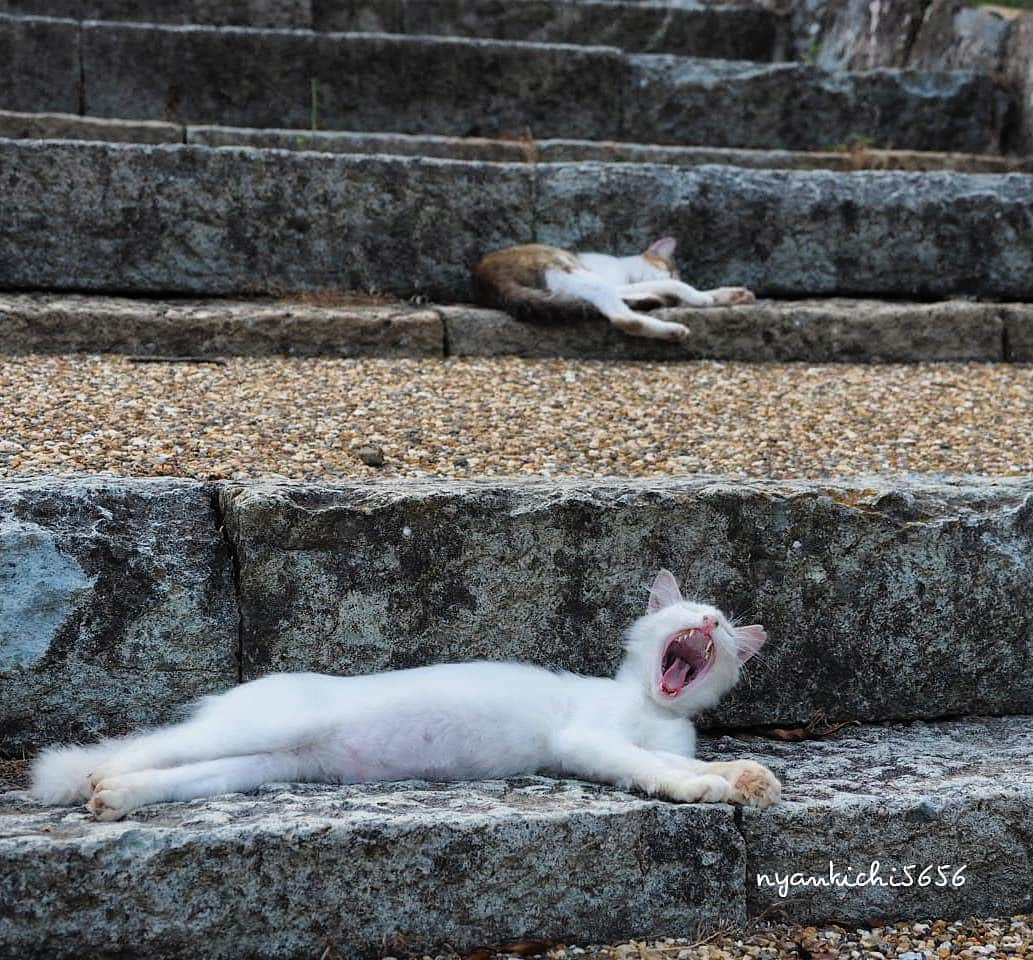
[88,780,137,821]
[664,773,732,804]
[721,760,781,808]
[711,287,756,306]
[659,322,689,342]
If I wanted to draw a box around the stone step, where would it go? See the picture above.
[4,293,1033,363]
[0,0,782,58]
[2,475,1031,753]
[2,140,1031,301]
[7,108,1033,173]
[0,14,1011,152]
[2,715,1031,957]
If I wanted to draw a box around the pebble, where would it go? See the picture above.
[0,356,1029,480]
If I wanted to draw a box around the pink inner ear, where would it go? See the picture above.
[647,568,683,612]
[648,237,677,260]
[737,625,767,663]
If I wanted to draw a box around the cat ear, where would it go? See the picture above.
[736,625,768,663]
[647,569,683,613]
[647,237,677,260]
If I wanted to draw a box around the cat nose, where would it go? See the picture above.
[700,616,717,635]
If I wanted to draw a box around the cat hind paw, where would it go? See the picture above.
[88,780,137,821]
[711,287,756,306]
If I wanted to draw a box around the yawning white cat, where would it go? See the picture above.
[31,569,780,820]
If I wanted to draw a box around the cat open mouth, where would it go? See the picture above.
[659,628,714,697]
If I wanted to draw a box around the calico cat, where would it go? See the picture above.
[472,237,755,341]
[31,569,780,821]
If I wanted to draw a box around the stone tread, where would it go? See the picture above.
[6,108,1033,173]
[1,716,1031,957]
[2,293,1032,362]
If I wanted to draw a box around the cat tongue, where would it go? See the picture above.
[661,659,693,693]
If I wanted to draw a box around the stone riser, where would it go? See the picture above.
[0,0,780,59]
[0,14,1009,152]
[2,475,1031,753]
[2,140,1032,301]
[4,293,1033,363]
[1,716,1031,957]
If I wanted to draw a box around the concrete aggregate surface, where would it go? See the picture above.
[0,356,1030,479]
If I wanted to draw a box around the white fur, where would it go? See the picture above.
[544,239,755,342]
[31,570,780,820]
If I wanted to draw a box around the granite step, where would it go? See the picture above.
[3,292,1033,363]
[7,108,1033,173]
[2,475,1031,753]
[0,0,783,59]
[0,14,1011,152]
[1,715,1031,957]
[2,140,1031,301]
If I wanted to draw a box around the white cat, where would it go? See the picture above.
[472,238,756,341]
[31,570,781,821]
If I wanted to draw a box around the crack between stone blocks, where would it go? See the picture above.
[730,802,755,922]
[76,21,85,117]
[529,159,540,244]
[435,307,451,358]
[211,482,245,685]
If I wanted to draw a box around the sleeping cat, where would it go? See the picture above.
[31,569,780,821]
[472,237,755,341]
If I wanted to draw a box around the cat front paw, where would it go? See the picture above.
[721,760,781,808]
[663,773,732,804]
[711,287,755,306]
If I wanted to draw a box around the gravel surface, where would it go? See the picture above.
[443,917,1033,959]
[0,356,1029,480]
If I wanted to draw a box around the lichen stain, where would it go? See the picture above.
[0,520,96,672]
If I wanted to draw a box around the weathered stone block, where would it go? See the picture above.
[1005,303,1033,362]
[442,299,1012,363]
[624,56,1011,152]
[0,14,79,115]
[186,124,1033,172]
[0,108,183,143]
[1004,13,1033,155]
[0,0,312,26]
[219,476,1033,727]
[0,294,444,357]
[727,716,1033,921]
[384,0,778,59]
[0,477,238,754]
[0,779,744,958]
[0,140,534,299]
[82,22,624,137]
[535,164,1033,300]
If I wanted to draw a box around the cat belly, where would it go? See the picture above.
[314,701,553,783]
[203,665,565,785]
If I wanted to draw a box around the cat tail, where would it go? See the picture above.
[30,740,120,803]
[471,267,596,325]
